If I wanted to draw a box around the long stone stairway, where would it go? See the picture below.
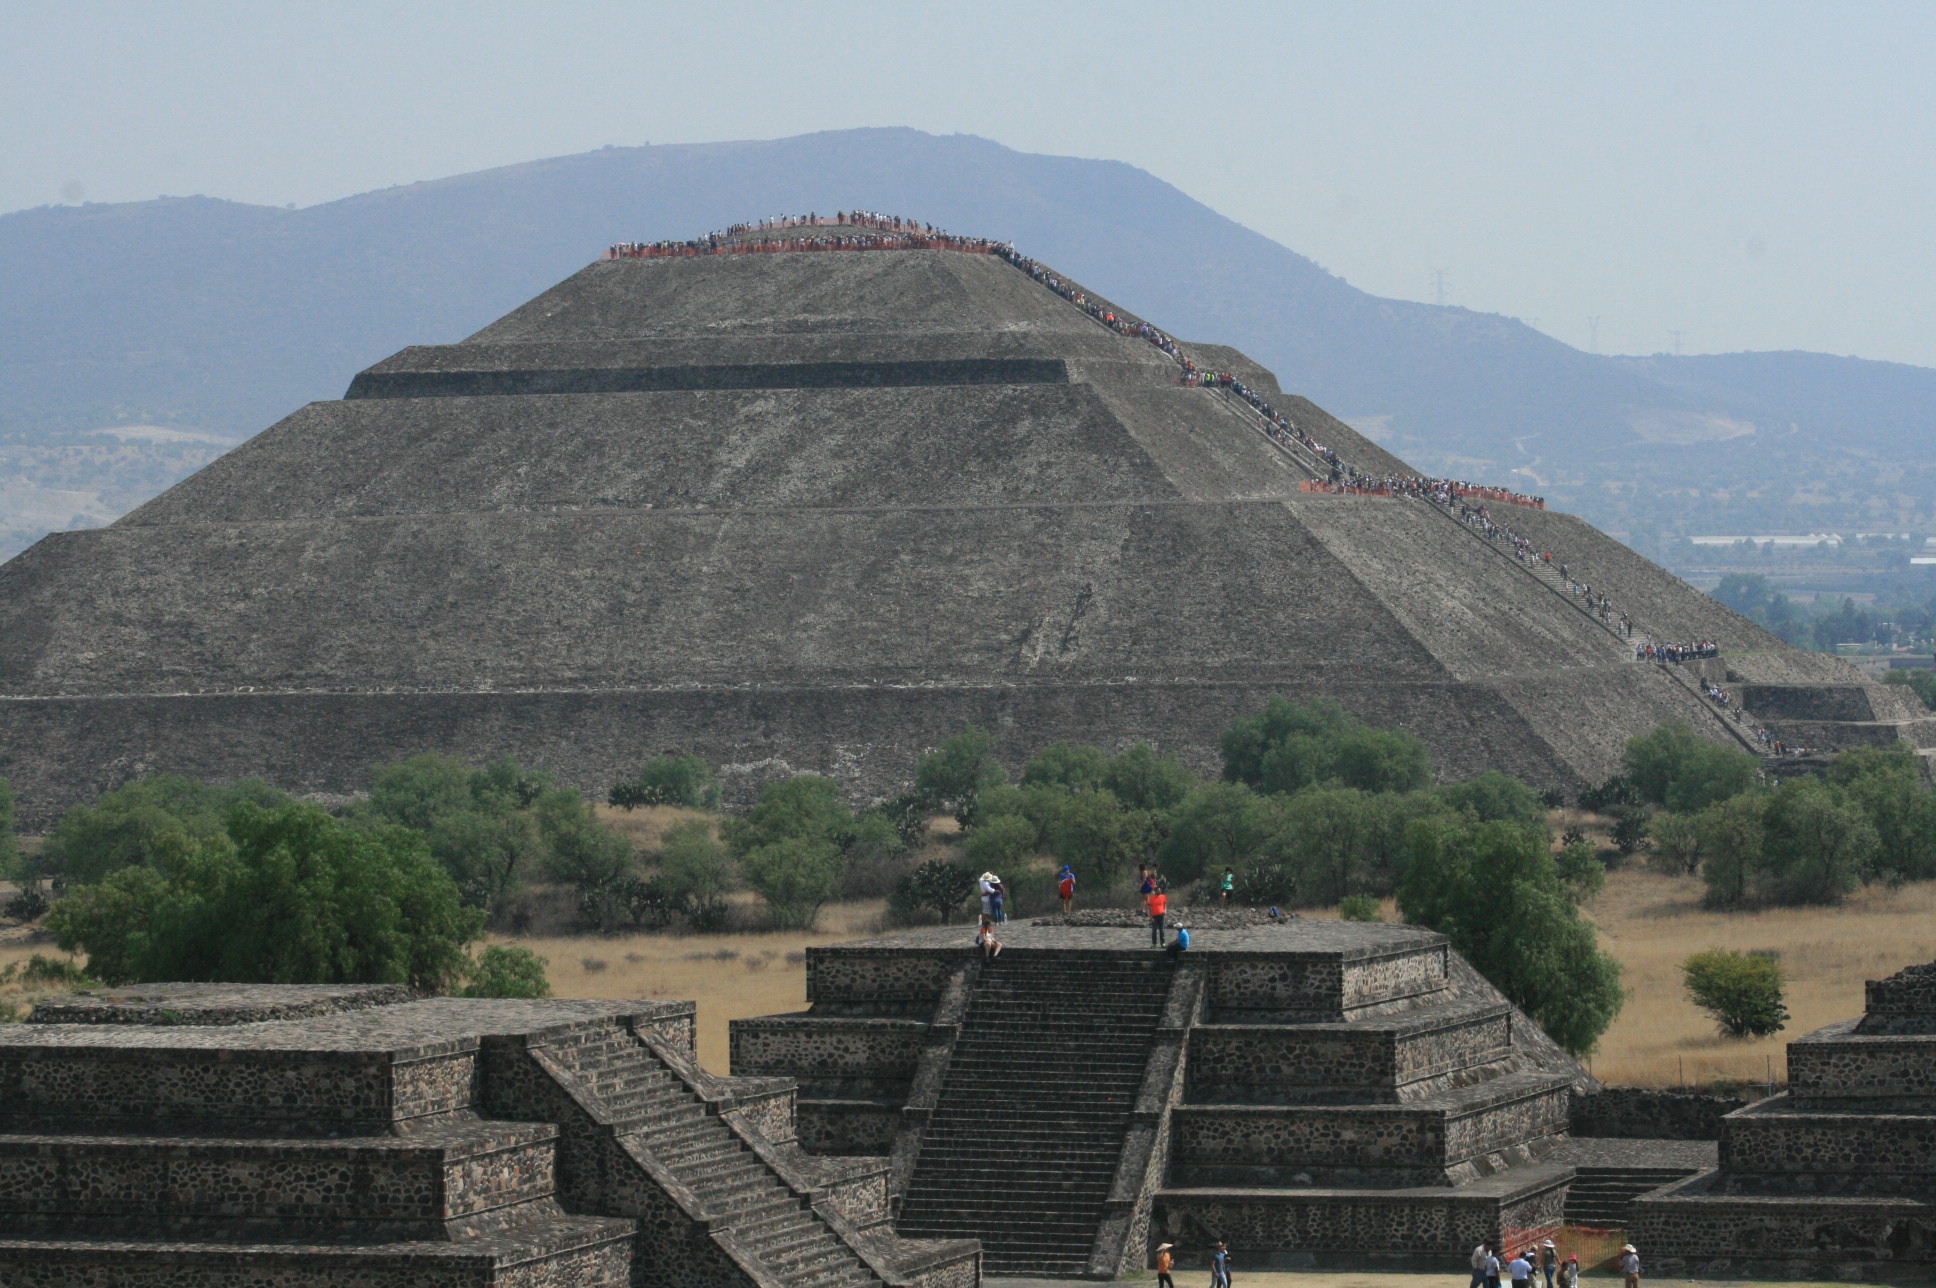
[545,1025,881,1288]
[896,955,1174,1275]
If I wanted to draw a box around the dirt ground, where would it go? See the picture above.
[1005,1274,1880,1288]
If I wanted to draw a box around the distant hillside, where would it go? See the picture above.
[2,127,1932,561]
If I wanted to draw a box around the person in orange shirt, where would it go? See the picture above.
[1147,887,1169,948]
[1155,1243,1175,1288]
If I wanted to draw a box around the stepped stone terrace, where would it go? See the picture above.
[0,983,977,1288]
[731,916,1594,1274]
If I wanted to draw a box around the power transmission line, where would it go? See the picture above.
[1586,316,1601,352]
[1430,268,1448,307]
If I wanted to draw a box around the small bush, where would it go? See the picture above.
[581,957,608,973]
[1610,806,1651,857]
[4,888,50,922]
[609,754,720,810]
[18,955,95,987]
[1682,948,1789,1038]
[459,946,550,998]
[1338,894,1382,922]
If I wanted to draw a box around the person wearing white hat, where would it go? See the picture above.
[978,872,999,920]
[1155,1243,1174,1288]
[1538,1239,1557,1288]
[1619,1244,1640,1288]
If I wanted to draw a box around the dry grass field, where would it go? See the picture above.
[6,846,1932,1085]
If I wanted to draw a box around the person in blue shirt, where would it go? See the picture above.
[1058,865,1076,914]
[1166,925,1191,958]
[1209,1242,1231,1288]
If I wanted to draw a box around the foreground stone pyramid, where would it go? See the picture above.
[0,983,976,1288]
[732,916,1591,1274]
[0,225,1926,818]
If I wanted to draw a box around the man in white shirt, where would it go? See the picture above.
[1620,1244,1641,1288]
[1507,1252,1532,1288]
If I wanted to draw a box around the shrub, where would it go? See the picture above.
[1577,775,1638,814]
[609,754,720,810]
[18,954,94,987]
[535,790,635,895]
[46,802,482,989]
[1554,838,1605,900]
[889,860,977,925]
[1439,772,1548,829]
[1398,817,1623,1056]
[1682,949,1788,1038]
[460,946,551,998]
[1338,894,1382,922]
[1231,861,1298,907]
[4,887,50,923]
[1610,806,1651,857]
[743,837,842,929]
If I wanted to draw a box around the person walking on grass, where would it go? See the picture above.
[1147,885,1169,948]
[1058,865,1076,914]
[1539,1240,1557,1288]
[1209,1242,1230,1288]
[1620,1244,1640,1288]
[1155,1243,1175,1288]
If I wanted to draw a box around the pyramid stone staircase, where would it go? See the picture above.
[735,919,1591,1275]
[895,955,1182,1275]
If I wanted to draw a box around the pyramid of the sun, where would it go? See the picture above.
[0,230,1927,819]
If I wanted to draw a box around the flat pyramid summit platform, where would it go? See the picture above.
[0,231,1925,816]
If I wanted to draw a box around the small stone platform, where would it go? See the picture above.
[0,984,979,1288]
[732,919,1592,1275]
[1635,959,1936,1279]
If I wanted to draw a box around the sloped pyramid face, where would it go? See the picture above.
[0,233,1925,818]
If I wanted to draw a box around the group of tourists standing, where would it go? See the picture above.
[1152,1240,1229,1288]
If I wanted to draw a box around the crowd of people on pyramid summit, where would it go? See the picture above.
[607,211,1006,260]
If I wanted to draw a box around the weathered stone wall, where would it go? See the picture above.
[806,950,957,1012]
[1569,1087,1760,1140]
[1204,945,1446,1023]
[729,1016,925,1098]
[1721,1101,1936,1193]
[1633,1172,1936,1279]
[1789,1023,1936,1103]
[794,1101,900,1157]
[1186,1005,1511,1104]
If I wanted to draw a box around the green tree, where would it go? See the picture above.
[1221,698,1431,797]
[890,860,976,924]
[725,775,855,856]
[1647,813,1704,876]
[40,776,291,885]
[1258,787,1395,905]
[1757,777,1876,905]
[461,945,551,998]
[1158,782,1279,884]
[535,790,635,894]
[1397,817,1623,1056]
[1622,720,1759,813]
[1438,772,1548,830]
[1682,949,1788,1038]
[742,837,843,929]
[964,812,1039,870]
[1020,742,1111,793]
[1044,790,1146,876]
[1103,744,1197,812]
[655,819,734,925]
[1555,838,1606,900]
[356,754,555,908]
[609,754,720,810]
[48,802,481,989]
[1828,746,1936,883]
[1695,792,1767,908]
[911,727,1008,828]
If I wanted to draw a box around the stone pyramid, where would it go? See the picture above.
[0,224,1926,819]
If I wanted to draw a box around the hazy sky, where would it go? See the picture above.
[6,1,1934,366]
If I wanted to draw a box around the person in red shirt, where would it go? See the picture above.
[1147,887,1169,948]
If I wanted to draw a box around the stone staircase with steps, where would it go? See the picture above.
[542,1023,890,1288]
[895,954,1175,1276]
[1562,1167,1697,1228]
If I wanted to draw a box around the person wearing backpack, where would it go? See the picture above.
[1058,865,1076,914]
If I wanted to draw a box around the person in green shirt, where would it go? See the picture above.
[1218,868,1235,903]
